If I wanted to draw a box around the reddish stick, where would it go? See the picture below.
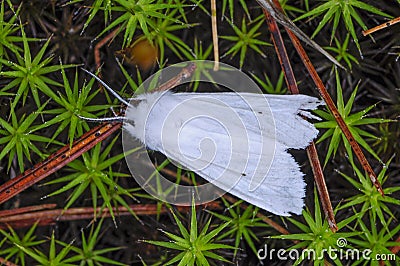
[362,16,400,36]
[0,257,17,266]
[0,203,56,217]
[210,0,219,71]
[94,26,121,72]
[268,0,383,196]
[0,202,223,229]
[0,63,197,206]
[222,194,293,237]
[153,63,197,92]
[263,10,337,232]
[389,234,400,254]
[0,123,122,205]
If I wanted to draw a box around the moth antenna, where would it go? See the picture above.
[76,114,127,123]
[110,106,117,116]
[81,68,132,107]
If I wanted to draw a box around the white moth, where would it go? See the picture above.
[82,65,322,216]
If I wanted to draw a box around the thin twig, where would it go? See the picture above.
[153,63,197,92]
[222,194,294,238]
[362,16,400,36]
[263,9,337,232]
[94,26,121,75]
[0,123,122,205]
[0,257,18,266]
[270,0,384,196]
[0,64,197,206]
[255,0,345,69]
[389,234,400,254]
[0,202,223,229]
[211,0,219,71]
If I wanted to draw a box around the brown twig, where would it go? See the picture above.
[362,16,400,36]
[263,9,337,232]
[389,234,400,254]
[0,203,57,217]
[0,123,122,205]
[222,194,293,237]
[152,63,197,92]
[211,0,219,71]
[307,143,337,231]
[255,0,345,69]
[268,0,384,196]
[0,202,223,230]
[0,257,18,266]
[94,26,121,74]
[0,63,197,207]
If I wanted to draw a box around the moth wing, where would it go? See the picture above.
[174,92,322,149]
[126,92,321,215]
[162,136,305,216]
